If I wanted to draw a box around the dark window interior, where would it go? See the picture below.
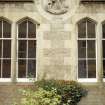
[0,20,11,78]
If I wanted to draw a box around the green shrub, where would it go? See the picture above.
[13,80,87,105]
[18,88,61,105]
[35,80,87,105]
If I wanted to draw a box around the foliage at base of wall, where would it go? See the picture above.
[13,80,87,105]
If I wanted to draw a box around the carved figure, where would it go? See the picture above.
[45,0,68,15]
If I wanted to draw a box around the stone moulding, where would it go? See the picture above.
[0,0,34,2]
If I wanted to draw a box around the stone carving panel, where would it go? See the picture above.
[45,0,69,15]
[36,0,79,21]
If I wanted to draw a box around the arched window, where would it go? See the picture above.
[78,18,96,79]
[0,19,11,78]
[18,19,36,78]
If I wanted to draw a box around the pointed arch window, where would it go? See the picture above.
[0,19,11,78]
[78,18,96,79]
[17,19,36,79]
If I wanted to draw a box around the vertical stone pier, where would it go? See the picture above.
[42,21,72,80]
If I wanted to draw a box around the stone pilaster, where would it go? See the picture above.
[11,22,17,83]
[97,22,103,83]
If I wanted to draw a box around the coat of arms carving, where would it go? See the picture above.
[44,0,69,15]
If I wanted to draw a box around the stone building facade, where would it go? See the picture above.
[0,0,105,105]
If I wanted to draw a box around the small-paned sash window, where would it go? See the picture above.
[78,19,96,79]
[18,19,36,78]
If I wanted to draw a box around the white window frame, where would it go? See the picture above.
[77,19,97,82]
[16,19,37,82]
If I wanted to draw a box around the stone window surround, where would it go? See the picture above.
[0,17,39,83]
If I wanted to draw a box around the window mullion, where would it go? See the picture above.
[86,40,88,78]
[86,20,88,78]
[26,20,28,78]
[1,20,3,78]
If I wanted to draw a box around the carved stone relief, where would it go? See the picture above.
[45,0,69,15]
[36,0,79,21]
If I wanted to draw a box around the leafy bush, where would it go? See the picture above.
[13,80,87,105]
[35,80,87,105]
[17,88,61,105]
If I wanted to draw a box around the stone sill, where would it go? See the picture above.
[0,0,34,3]
[81,0,105,3]
[0,82,34,86]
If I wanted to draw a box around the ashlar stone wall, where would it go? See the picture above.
[0,0,105,105]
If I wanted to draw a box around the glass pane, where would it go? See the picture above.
[103,60,105,78]
[78,60,87,78]
[28,60,36,78]
[103,24,105,38]
[87,20,95,38]
[88,60,96,78]
[0,40,2,58]
[0,21,2,38]
[18,60,26,78]
[18,21,27,38]
[87,40,95,58]
[78,40,86,58]
[78,20,86,38]
[28,40,36,58]
[28,21,36,38]
[18,40,27,58]
[3,21,11,38]
[103,40,105,58]
[3,40,11,58]
[2,60,11,78]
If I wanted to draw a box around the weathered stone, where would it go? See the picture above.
[44,31,71,40]
[0,0,104,105]
[43,48,71,57]
[51,23,64,31]
[51,40,65,48]
[43,65,71,80]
